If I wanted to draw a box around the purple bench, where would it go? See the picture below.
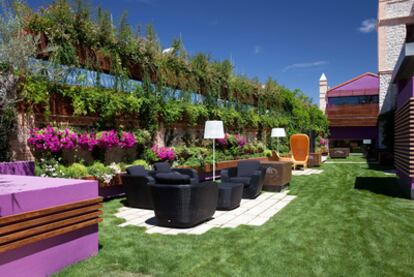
[0,175,101,277]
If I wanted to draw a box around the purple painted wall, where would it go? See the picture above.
[328,73,379,97]
[397,77,414,109]
[0,175,99,276]
[0,225,98,277]
[0,161,35,176]
[329,126,378,143]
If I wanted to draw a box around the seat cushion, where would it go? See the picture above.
[126,165,147,176]
[237,161,260,177]
[154,162,171,173]
[229,177,251,186]
[155,173,191,184]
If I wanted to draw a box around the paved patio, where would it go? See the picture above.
[115,191,296,235]
[292,168,323,176]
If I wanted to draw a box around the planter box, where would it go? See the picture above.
[261,161,292,192]
[0,161,35,176]
[202,156,269,173]
[62,148,94,165]
[177,157,269,181]
[104,146,137,165]
[307,153,322,167]
[82,175,124,199]
[329,148,350,158]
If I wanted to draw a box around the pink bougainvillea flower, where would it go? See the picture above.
[151,144,175,161]
[119,131,137,149]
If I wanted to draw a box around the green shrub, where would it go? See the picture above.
[264,149,272,157]
[181,157,202,167]
[175,146,208,167]
[129,159,150,169]
[143,148,159,164]
[87,162,110,178]
[63,163,89,178]
[134,130,152,146]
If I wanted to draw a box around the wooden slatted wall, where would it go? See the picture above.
[395,98,414,177]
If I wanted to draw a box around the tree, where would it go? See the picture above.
[0,0,39,160]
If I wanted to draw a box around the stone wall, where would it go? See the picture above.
[377,0,414,147]
[378,0,414,114]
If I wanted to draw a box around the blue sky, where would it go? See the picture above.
[28,0,378,103]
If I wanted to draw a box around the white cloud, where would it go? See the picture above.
[254,45,262,54]
[283,61,328,72]
[358,18,376,33]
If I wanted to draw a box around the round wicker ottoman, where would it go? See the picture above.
[217,182,243,210]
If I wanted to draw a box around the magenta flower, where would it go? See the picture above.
[151,145,175,161]
[97,130,119,149]
[59,128,77,150]
[27,125,65,153]
[216,133,229,146]
[119,131,137,149]
[235,134,247,148]
[78,132,98,151]
[28,128,138,152]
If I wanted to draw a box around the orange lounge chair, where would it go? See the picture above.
[290,134,310,170]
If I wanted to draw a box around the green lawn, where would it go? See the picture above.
[326,154,366,162]
[56,158,414,277]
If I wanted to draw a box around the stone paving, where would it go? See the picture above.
[115,191,296,235]
[324,161,367,164]
[292,168,323,176]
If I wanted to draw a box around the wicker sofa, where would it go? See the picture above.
[121,166,155,209]
[153,162,199,184]
[221,160,266,199]
[150,181,218,228]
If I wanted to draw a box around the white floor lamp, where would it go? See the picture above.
[271,128,286,153]
[204,120,225,181]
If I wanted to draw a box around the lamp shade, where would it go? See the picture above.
[204,121,225,139]
[271,128,286,138]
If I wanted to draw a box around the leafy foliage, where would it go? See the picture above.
[14,0,327,137]
[1,0,328,160]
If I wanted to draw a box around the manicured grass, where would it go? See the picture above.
[56,158,414,277]
[326,153,367,162]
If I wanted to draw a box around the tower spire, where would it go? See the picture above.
[319,73,328,113]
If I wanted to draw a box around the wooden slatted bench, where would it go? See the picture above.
[0,197,103,254]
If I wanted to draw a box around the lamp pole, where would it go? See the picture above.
[277,136,279,153]
[213,139,216,181]
[204,120,224,182]
[271,128,286,153]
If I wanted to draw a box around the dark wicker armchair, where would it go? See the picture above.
[153,162,199,184]
[121,166,155,209]
[221,160,266,199]
[149,181,218,228]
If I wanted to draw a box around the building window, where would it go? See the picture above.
[327,95,379,106]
